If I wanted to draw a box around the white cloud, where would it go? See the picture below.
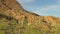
[17,0,35,3]
[23,0,35,2]
[31,5,60,16]
[39,5,60,11]
[17,0,60,17]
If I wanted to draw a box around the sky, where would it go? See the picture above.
[17,0,60,17]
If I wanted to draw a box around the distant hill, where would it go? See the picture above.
[0,0,60,34]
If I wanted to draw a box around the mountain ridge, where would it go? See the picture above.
[0,0,60,34]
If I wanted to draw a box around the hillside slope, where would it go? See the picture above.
[0,0,60,34]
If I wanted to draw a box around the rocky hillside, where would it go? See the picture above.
[0,0,60,34]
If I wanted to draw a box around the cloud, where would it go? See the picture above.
[17,0,60,17]
[39,5,60,12]
[17,0,35,3]
[29,4,60,16]
[23,0,35,2]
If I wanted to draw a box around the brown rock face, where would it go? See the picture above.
[0,0,23,10]
[0,0,25,20]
